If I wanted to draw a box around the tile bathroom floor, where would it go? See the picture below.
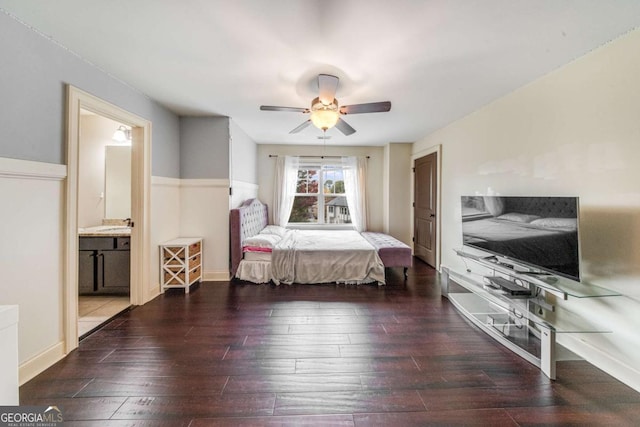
[78,295,130,338]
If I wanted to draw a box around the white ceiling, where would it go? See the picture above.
[2,0,640,146]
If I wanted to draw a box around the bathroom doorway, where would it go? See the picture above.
[65,86,152,353]
[77,110,132,338]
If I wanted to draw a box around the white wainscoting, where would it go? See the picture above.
[153,178,259,283]
[180,179,231,281]
[2,158,250,383]
[151,176,182,297]
[0,157,67,384]
[0,305,19,404]
[151,177,251,286]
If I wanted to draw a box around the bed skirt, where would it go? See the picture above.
[236,260,272,284]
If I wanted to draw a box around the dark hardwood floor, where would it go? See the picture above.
[21,259,640,426]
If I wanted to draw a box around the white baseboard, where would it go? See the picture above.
[204,270,230,281]
[558,333,640,392]
[19,341,66,385]
[145,284,161,303]
[446,265,640,392]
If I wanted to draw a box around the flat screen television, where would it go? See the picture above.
[461,196,580,281]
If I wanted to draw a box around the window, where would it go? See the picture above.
[288,162,351,225]
[460,195,492,221]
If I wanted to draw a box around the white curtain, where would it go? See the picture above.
[342,156,368,232]
[273,156,299,226]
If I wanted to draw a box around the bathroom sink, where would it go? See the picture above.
[97,225,129,231]
[78,225,131,235]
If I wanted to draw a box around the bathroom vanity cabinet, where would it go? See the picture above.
[79,236,130,295]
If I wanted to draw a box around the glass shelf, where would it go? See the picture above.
[519,272,621,298]
[448,271,613,334]
[455,250,622,299]
[446,251,621,380]
[446,292,541,365]
[545,307,613,334]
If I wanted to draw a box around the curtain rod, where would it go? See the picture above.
[268,155,370,159]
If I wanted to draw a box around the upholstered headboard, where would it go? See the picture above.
[503,197,577,218]
[230,198,269,277]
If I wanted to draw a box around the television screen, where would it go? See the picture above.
[461,196,580,281]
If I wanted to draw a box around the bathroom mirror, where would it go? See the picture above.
[105,145,131,219]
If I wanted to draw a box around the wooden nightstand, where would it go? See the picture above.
[160,238,202,293]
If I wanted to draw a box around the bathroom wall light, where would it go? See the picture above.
[112,125,131,143]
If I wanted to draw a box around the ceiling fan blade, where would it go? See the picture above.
[289,120,312,134]
[335,118,356,136]
[340,101,391,115]
[318,74,339,105]
[260,105,309,113]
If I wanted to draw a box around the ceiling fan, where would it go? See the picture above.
[260,74,391,136]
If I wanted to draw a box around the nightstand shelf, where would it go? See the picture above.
[160,238,202,293]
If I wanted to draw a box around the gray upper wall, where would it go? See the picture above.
[0,11,180,177]
[179,116,230,180]
[230,119,257,184]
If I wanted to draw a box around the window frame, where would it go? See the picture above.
[287,159,352,229]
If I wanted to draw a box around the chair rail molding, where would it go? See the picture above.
[0,157,66,180]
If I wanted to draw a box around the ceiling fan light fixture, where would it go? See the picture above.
[260,74,391,136]
[309,97,339,131]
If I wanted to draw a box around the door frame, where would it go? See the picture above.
[65,85,152,353]
[411,144,442,270]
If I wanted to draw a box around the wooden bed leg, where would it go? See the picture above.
[404,267,408,280]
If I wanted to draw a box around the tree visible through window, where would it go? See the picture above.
[289,164,351,225]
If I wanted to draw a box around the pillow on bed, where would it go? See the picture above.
[260,225,288,238]
[243,233,282,249]
[496,212,541,223]
[530,217,577,229]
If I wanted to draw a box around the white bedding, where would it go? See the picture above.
[236,229,385,285]
[271,229,385,285]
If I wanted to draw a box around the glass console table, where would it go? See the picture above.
[443,250,621,379]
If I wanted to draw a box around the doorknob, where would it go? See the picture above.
[430,214,436,218]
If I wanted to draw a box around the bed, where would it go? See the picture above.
[230,199,385,285]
